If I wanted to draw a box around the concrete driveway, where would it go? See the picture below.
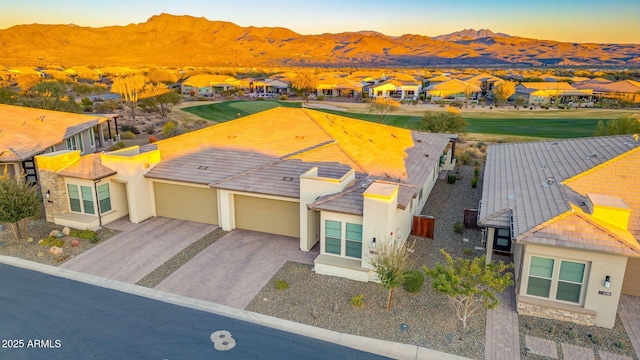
[155,229,319,309]
[61,217,217,284]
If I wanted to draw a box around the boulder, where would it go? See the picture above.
[53,231,64,238]
[49,230,58,237]
[49,246,63,255]
[62,227,71,236]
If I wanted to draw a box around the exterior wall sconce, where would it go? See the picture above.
[371,237,376,249]
[46,190,50,199]
[605,275,611,288]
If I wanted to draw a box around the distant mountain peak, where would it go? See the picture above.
[433,28,511,42]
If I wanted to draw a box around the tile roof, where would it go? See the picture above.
[518,82,576,90]
[0,104,109,162]
[57,153,117,180]
[480,135,640,255]
[145,107,452,213]
[182,74,239,87]
[425,79,481,92]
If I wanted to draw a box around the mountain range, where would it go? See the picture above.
[1,13,638,67]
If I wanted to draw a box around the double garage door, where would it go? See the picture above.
[154,183,299,237]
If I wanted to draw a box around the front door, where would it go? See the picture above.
[493,228,512,253]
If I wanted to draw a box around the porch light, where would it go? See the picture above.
[46,190,50,199]
[605,275,611,288]
[371,237,377,250]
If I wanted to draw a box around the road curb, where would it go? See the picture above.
[0,255,471,360]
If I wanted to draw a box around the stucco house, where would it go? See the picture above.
[368,79,422,100]
[36,107,456,281]
[514,82,594,107]
[424,79,481,101]
[180,74,240,96]
[0,104,119,183]
[479,135,640,328]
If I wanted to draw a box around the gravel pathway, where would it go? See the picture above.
[247,165,487,359]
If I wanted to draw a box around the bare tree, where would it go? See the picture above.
[368,97,400,124]
[291,71,318,99]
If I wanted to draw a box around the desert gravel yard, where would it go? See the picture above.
[247,165,488,359]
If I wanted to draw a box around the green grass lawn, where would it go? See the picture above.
[181,100,609,139]
[181,100,301,122]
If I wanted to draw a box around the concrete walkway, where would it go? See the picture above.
[61,217,217,283]
[485,277,520,360]
[618,295,640,358]
[155,229,319,309]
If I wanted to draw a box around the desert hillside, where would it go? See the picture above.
[1,13,638,67]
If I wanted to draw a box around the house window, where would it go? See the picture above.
[325,220,341,255]
[526,256,586,304]
[67,184,94,214]
[89,128,95,147]
[345,223,363,259]
[66,134,84,153]
[98,184,111,213]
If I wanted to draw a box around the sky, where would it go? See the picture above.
[1,0,639,44]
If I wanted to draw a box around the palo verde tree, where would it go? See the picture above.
[424,249,513,328]
[421,107,468,133]
[369,237,415,312]
[595,114,640,136]
[111,74,146,121]
[0,172,41,240]
[368,97,400,124]
[492,81,516,107]
[291,71,318,99]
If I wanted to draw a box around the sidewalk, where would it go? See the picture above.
[0,255,472,360]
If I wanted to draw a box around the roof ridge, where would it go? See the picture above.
[478,207,512,225]
[309,180,370,208]
[571,206,640,254]
[563,143,640,186]
[301,109,368,173]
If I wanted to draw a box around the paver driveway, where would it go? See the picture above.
[155,229,319,309]
[61,217,217,283]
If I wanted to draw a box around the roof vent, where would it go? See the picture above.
[425,154,429,157]
[197,166,209,170]
[416,139,423,143]
[550,141,557,145]
[282,177,294,181]
[547,177,554,184]
[227,135,237,139]
[295,135,304,140]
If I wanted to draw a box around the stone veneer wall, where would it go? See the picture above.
[517,300,595,326]
[38,168,68,222]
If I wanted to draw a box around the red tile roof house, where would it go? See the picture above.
[35,107,457,281]
[478,136,640,328]
[0,104,119,183]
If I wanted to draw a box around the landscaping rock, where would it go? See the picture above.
[62,227,71,236]
[49,230,58,237]
[53,230,64,238]
[49,246,63,255]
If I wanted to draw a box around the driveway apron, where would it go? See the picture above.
[60,217,217,284]
[155,229,319,309]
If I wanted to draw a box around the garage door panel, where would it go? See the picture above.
[622,257,640,296]
[235,195,299,237]
[154,183,218,225]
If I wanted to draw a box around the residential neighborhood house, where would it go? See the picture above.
[35,107,456,282]
[479,135,640,328]
[180,74,241,96]
[0,104,119,183]
[514,82,594,107]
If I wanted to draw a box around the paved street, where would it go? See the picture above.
[0,264,388,360]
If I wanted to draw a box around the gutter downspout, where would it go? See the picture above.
[93,180,102,227]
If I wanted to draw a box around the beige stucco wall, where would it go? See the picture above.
[519,243,628,328]
[299,167,356,251]
[62,177,128,225]
[362,183,399,276]
[101,146,161,224]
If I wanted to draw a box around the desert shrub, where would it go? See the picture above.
[120,131,136,140]
[162,121,176,136]
[109,141,126,151]
[471,177,478,188]
[279,95,288,100]
[275,279,289,290]
[40,236,64,247]
[402,270,425,293]
[463,248,474,256]
[474,166,480,176]
[590,334,599,344]
[450,100,464,108]
[453,221,464,234]
[54,253,69,262]
[144,124,155,134]
[317,96,324,101]
[69,229,99,243]
[256,97,264,101]
[447,174,457,184]
[120,124,140,134]
[350,294,364,307]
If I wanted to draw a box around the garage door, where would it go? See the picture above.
[154,182,218,225]
[622,257,640,296]
[234,195,299,237]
